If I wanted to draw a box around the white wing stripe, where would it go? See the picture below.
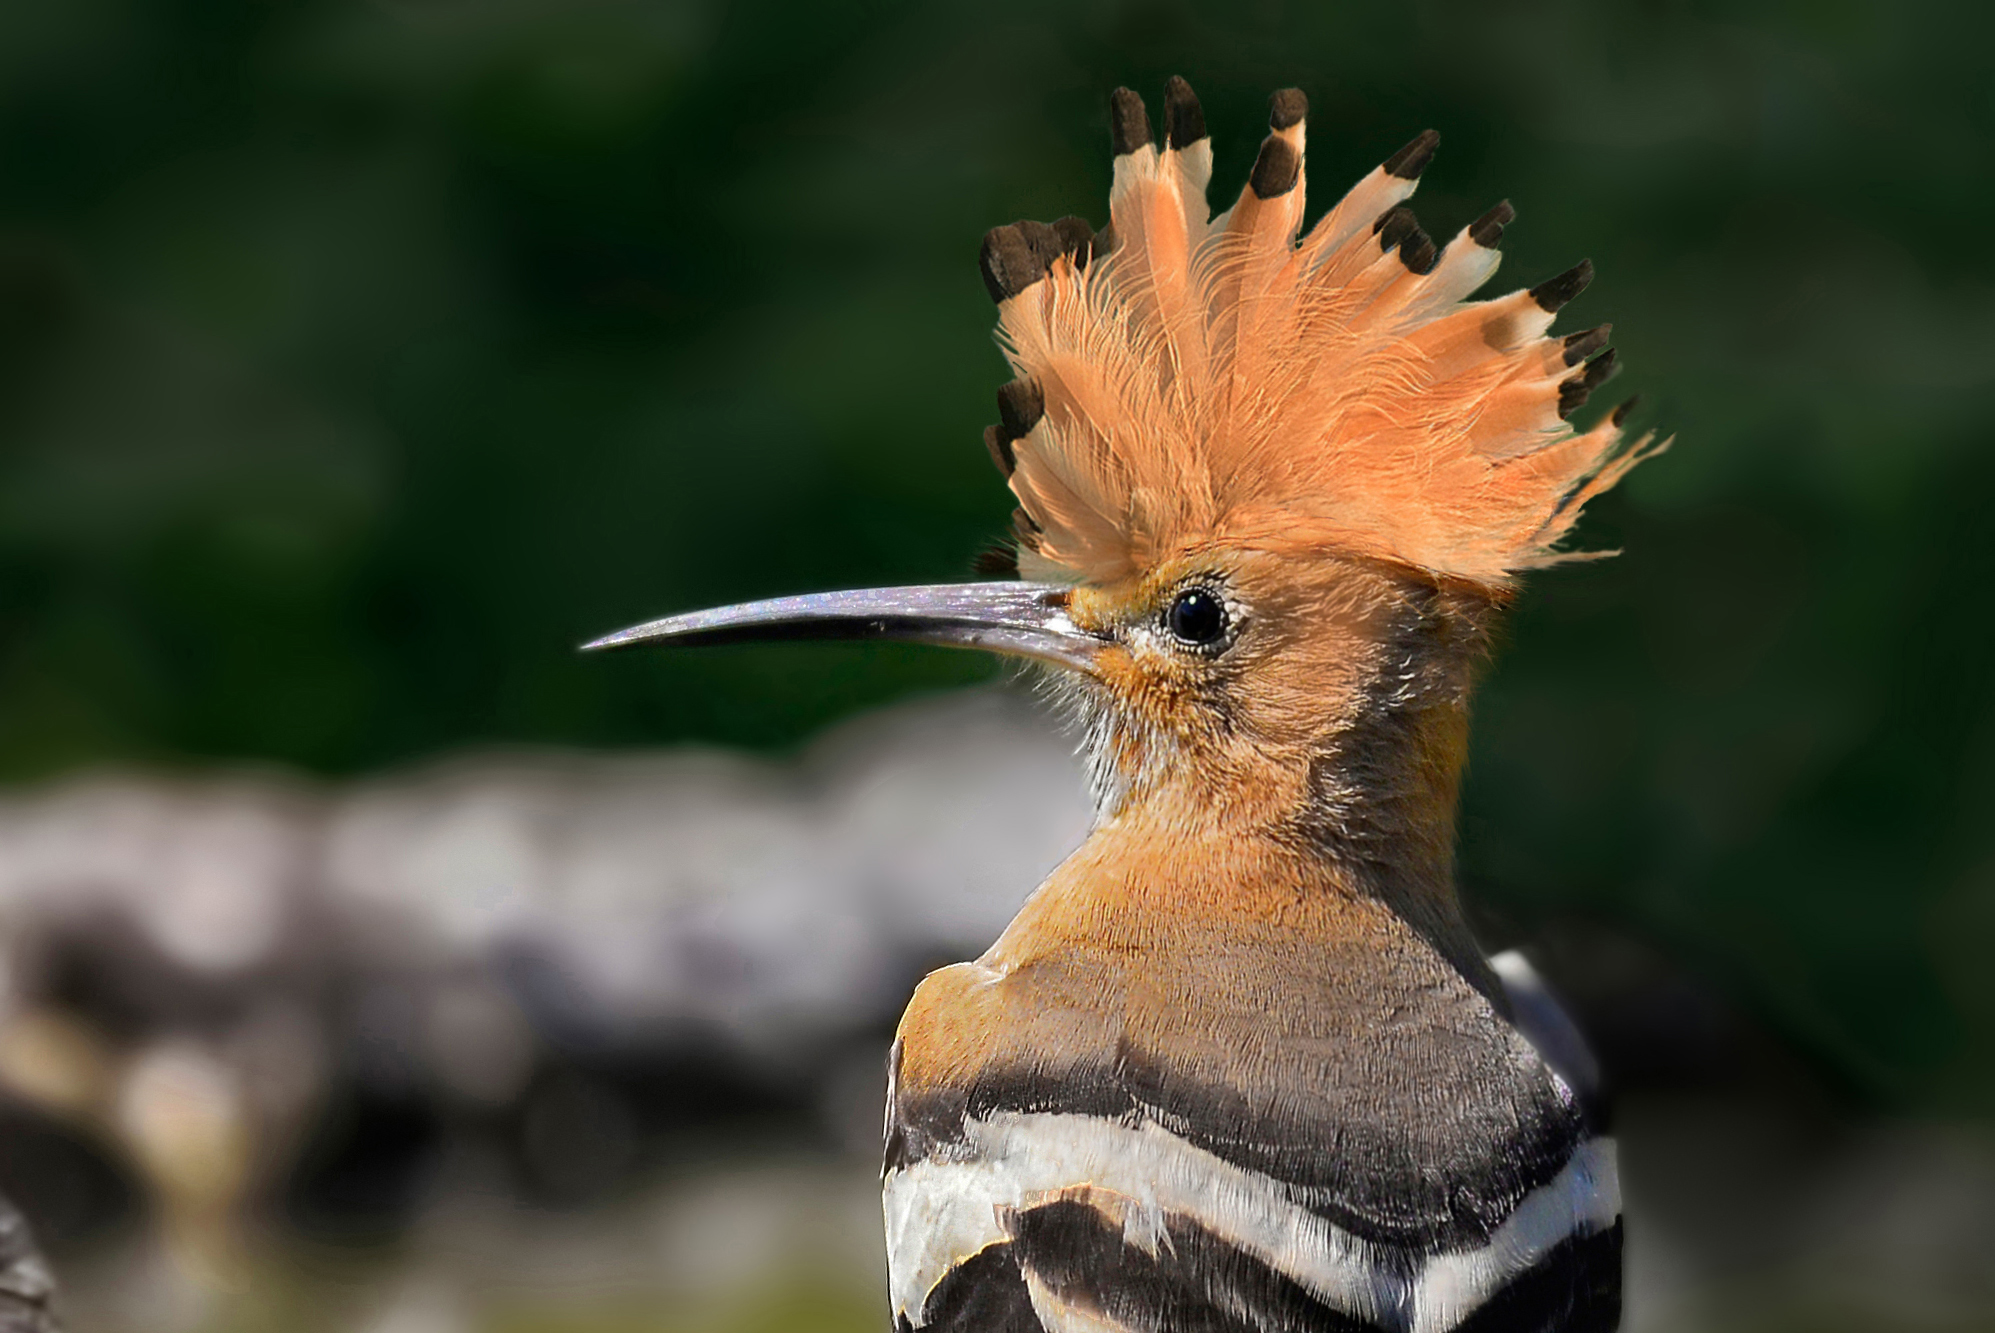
[884,1111,1619,1333]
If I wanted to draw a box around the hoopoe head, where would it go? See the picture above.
[590,79,1662,848]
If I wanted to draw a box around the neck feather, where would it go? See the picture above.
[1297,602,1491,991]
[1047,578,1500,994]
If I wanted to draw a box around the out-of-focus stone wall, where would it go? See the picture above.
[0,687,1090,1294]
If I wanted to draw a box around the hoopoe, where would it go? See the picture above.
[589,78,1661,1333]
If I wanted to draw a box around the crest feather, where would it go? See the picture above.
[984,81,1664,591]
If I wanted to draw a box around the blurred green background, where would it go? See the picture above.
[0,0,1989,1120]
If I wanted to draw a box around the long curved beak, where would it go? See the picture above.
[580,581,1104,673]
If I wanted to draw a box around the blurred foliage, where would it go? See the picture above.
[0,0,1991,1110]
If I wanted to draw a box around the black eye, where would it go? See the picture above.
[1166,587,1228,647]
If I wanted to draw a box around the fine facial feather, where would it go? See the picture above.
[1024,548,1500,990]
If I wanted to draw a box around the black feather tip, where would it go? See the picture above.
[1558,348,1620,419]
[1109,87,1152,156]
[1383,129,1440,180]
[1164,76,1206,149]
[1561,324,1613,367]
[995,378,1045,441]
[1374,205,1421,252]
[1249,136,1301,198]
[1051,215,1096,269]
[979,225,1040,303]
[1468,200,1515,249]
[980,219,1094,302]
[1401,231,1439,274]
[1531,260,1594,314]
[1268,88,1308,130]
[1375,204,1437,273]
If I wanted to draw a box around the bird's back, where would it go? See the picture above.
[885,831,1621,1333]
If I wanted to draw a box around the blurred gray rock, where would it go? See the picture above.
[321,685,1090,1064]
[0,684,1088,1073]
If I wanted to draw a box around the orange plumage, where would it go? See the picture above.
[986,78,1664,592]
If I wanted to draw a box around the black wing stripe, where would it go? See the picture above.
[899,1051,1585,1251]
[904,1241,1045,1333]
[1450,1220,1623,1333]
[1007,1198,1376,1333]
[905,1202,1623,1333]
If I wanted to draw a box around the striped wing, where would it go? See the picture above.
[885,1113,1621,1333]
[883,950,1622,1333]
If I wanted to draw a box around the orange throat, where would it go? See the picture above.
[1017,574,1494,990]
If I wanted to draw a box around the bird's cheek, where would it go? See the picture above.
[1089,646,1150,705]
[1080,649,1156,717]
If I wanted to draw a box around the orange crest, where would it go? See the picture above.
[978,80,1665,592]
